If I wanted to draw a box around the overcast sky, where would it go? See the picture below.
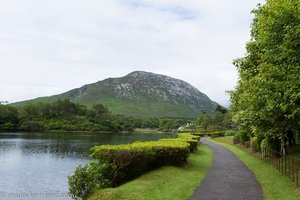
[0,0,264,107]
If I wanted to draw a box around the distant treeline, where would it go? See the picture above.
[0,99,190,132]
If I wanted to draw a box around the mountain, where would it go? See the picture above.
[13,71,218,118]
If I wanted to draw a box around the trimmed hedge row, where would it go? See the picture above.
[69,133,200,199]
[91,140,190,185]
[193,131,226,138]
[159,138,198,153]
[177,132,200,152]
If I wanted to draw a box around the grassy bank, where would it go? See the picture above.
[210,137,300,200]
[88,145,212,200]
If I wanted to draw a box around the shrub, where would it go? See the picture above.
[251,137,260,152]
[91,140,190,185]
[68,161,116,200]
[177,132,201,142]
[176,133,200,152]
[233,132,240,144]
[159,138,198,152]
[267,137,280,151]
[0,122,15,130]
[69,132,196,197]
[260,139,268,151]
[244,141,250,148]
[239,130,250,143]
[225,130,237,136]
[19,120,44,131]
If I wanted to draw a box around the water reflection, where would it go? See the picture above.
[0,132,171,200]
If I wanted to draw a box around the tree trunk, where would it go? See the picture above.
[280,133,287,155]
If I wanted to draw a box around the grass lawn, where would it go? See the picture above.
[88,145,212,200]
[210,137,300,200]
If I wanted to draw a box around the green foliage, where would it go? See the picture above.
[244,141,250,148]
[69,133,199,199]
[215,105,227,114]
[197,114,212,132]
[159,133,200,153]
[176,132,200,152]
[225,130,237,136]
[239,130,250,143]
[12,72,218,119]
[19,120,44,131]
[91,139,190,186]
[260,139,268,151]
[4,99,190,132]
[211,138,300,200]
[252,137,260,152]
[229,0,300,154]
[159,119,181,132]
[177,132,201,142]
[87,146,213,200]
[197,109,234,132]
[68,161,116,200]
[0,104,19,130]
[233,132,240,144]
[10,99,162,132]
[260,137,281,152]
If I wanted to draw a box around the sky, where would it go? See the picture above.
[0,0,264,107]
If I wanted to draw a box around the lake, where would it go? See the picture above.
[0,131,172,200]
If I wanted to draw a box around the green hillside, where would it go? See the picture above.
[12,71,218,118]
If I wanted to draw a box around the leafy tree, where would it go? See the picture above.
[197,114,212,132]
[215,105,227,114]
[229,0,300,154]
[159,119,178,132]
[0,104,19,130]
[212,111,224,130]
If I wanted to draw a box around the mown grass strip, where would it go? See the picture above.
[209,137,300,200]
[88,145,212,200]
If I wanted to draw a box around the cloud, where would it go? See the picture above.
[0,0,264,107]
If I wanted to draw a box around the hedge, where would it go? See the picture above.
[177,132,201,142]
[158,133,201,152]
[192,131,225,138]
[91,140,190,185]
[69,133,200,199]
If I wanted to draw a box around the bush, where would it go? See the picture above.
[91,140,190,186]
[69,132,196,197]
[177,133,201,142]
[267,137,280,151]
[68,161,116,200]
[224,130,237,136]
[0,122,15,130]
[176,133,200,152]
[260,139,268,151]
[251,137,260,152]
[233,132,240,144]
[19,121,44,131]
[244,141,250,148]
[159,138,198,152]
[239,131,250,143]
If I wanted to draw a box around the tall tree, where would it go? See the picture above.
[0,104,19,130]
[229,0,300,154]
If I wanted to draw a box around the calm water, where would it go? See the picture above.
[0,132,172,200]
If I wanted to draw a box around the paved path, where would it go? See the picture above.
[190,138,265,200]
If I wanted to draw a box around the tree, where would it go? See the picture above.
[0,104,19,130]
[212,111,224,130]
[215,105,227,114]
[197,114,212,132]
[159,119,178,132]
[229,0,300,154]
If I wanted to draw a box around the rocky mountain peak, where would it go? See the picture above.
[14,71,218,118]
